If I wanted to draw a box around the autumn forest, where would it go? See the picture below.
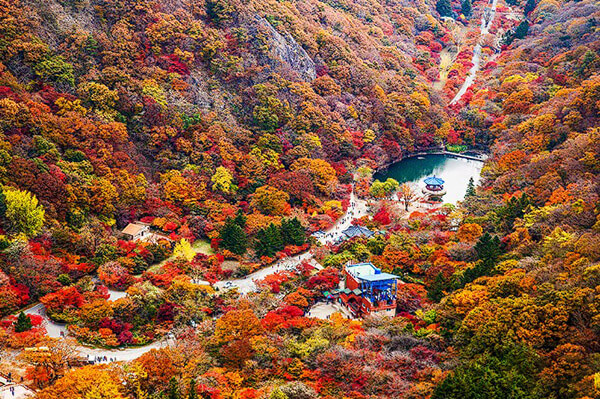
[0,0,599,397]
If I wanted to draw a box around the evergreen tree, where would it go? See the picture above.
[461,0,472,17]
[496,193,530,232]
[457,233,502,288]
[576,50,598,78]
[255,223,283,258]
[14,312,32,333]
[280,218,305,246]
[514,20,529,39]
[436,0,454,17]
[206,0,234,25]
[465,177,476,197]
[233,209,246,228]
[168,377,180,399]
[475,232,502,269]
[524,0,536,14]
[433,344,539,399]
[220,217,247,255]
[428,273,447,302]
[188,379,198,399]
[0,190,6,218]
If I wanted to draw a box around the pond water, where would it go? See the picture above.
[373,154,484,204]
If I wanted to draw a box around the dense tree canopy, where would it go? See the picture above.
[0,0,599,397]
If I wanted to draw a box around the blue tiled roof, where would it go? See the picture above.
[424,176,445,185]
[358,272,400,282]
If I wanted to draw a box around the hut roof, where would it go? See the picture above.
[122,223,146,236]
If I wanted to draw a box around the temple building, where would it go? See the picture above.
[341,225,375,240]
[422,176,446,199]
[333,262,400,317]
[121,222,150,241]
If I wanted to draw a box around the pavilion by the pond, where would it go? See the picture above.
[422,175,447,198]
[327,262,399,318]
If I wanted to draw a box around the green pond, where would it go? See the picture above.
[373,154,484,204]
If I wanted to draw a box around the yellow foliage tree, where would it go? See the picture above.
[251,185,290,216]
[173,238,196,262]
[35,365,126,399]
[3,187,45,237]
[211,166,235,194]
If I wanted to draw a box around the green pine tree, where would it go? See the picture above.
[524,0,536,14]
[14,312,32,333]
[496,193,530,232]
[255,223,283,258]
[220,217,247,255]
[233,209,246,228]
[457,233,502,288]
[168,377,180,399]
[514,20,529,39]
[475,232,502,269]
[576,50,598,78]
[280,218,305,246]
[206,0,234,24]
[461,0,472,17]
[188,379,198,399]
[436,0,453,17]
[465,177,476,197]
[433,344,539,399]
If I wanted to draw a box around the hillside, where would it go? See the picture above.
[0,0,599,398]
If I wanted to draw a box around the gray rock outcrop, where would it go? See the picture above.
[257,17,316,81]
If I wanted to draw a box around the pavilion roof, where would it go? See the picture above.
[424,176,445,185]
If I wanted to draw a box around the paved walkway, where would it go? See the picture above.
[21,287,127,339]
[76,337,174,363]
[316,189,369,245]
[308,302,353,320]
[213,251,322,294]
[0,376,34,399]
[24,304,66,339]
[11,186,367,363]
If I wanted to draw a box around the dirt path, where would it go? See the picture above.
[433,48,455,91]
[450,0,500,105]
[434,19,468,92]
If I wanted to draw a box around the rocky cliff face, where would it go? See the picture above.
[257,17,317,82]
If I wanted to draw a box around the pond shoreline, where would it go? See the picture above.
[373,150,486,204]
[376,147,487,173]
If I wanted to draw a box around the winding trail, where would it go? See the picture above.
[316,189,369,245]
[449,0,499,105]
[0,376,34,399]
[14,187,369,363]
